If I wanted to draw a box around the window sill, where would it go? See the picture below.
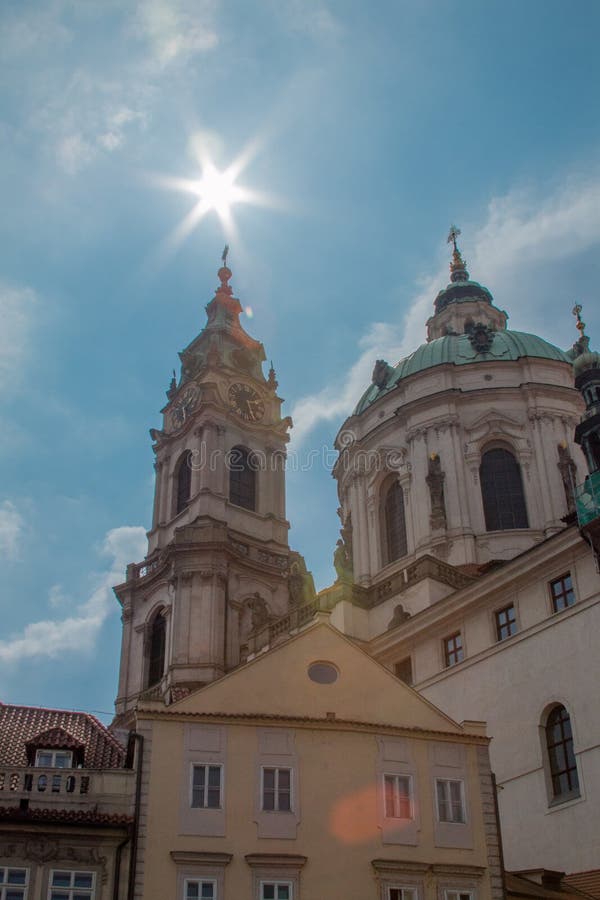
[545,791,583,814]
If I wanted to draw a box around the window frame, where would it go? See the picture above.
[259,881,293,900]
[480,445,529,531]
[183,878,217,900]
[549,573,575,614]
[47,870,95,900]
[388,889,418,900]
[383,479,408,565]
[494,604,517,641]
[147,609,166,688]
[435,777,467,825]
[261,765,293,813]
[175,450,193,516]
[445,891,474,900]
[443,632,464,668]
[228,445,258,512]
[383,773,414,820]
[0,867,29,900]
[393,657,413,685]
[190,763,224,810]
[34,749,73,768]
[545,704,580,804]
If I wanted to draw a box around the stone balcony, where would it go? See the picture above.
[575,470,600,556]
[0,766,135,818]
[575,469,600,526]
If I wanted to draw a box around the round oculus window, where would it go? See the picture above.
[308,662,339,684]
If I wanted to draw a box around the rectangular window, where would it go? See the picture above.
[260,884,291,900]
[0,868,28,900]
[445,892,473,900]
[383,774,413,819]
[262,767,292,812]
[443,633,464,667]
[436,779,466,824]
[495,604,517,641]
[191,764,222,809]
[550,574,575,613]
[394,657,413,685]
[48,871,94,900]
[184,879,216,900]
[35,750,73,768]
[389,890,417,900]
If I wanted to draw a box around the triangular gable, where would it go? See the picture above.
[167,621,464,735]
[26,727,84,751]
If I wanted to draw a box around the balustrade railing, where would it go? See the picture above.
[0,766,134,812]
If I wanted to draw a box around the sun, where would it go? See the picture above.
[190,161,244,220]
[154,141,278,256]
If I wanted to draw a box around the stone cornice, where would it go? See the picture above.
[133,709,489,745]
[369,525,586,657]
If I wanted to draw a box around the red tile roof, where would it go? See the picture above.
[0,806,133,827]
[564,872,600,900]
[0,703,126,769]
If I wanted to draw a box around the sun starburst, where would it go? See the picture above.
[154,139,278,257]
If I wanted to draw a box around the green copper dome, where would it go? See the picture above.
[434,278,494,313]
[354,329,573,416]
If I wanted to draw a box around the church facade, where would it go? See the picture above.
[111,235,600,893]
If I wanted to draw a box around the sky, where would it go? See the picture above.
[1,0,600,723]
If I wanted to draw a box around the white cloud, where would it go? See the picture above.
[274,0,342,40]
[134,0,218,66]
[0,525,147,663]
[290,174,600,445]
[0,283,37,393]
[0,3,72,60]
[0,501,25,561]
[57,132,96,174]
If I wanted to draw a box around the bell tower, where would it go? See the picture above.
[114,255,293,721]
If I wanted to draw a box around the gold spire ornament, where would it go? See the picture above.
[447,224,469,283]
[572,303,590,356]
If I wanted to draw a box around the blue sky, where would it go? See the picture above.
[1,0,599,722]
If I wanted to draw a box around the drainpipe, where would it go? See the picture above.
[127,732,144,900]
[491,772,507,899]
[112,833,130,900]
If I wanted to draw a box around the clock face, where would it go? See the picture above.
[170,385,198,430]
[228,382,265,422]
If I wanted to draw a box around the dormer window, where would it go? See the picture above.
[35,749,73,768]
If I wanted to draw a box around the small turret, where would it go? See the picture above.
[572,305,600,553]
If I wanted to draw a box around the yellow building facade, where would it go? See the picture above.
[131,621,502,900]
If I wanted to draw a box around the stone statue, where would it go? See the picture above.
[248,593,270,631]
[372,359,394,389]
[388,604,411,630]
[288,552,316,608]
[333,539,353,583]
[426,453,447,530]
[557,443,577,513]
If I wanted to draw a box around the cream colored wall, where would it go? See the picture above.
[373,536,600,873]
[139,717,495,900]
[173,623,462,735]
[336,356,586,585]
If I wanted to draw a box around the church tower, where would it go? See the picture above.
[113,255,293,721]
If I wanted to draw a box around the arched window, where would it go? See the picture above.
[175,450,192,515]
[545,705,580,801]
[229,446,257,511]
[480,447,529,531]
[384,480,408,564]
[147,611,166,687]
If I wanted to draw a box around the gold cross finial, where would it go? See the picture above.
[447,224,461,252]
[572,303,586,336]
[221,244,229,266]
